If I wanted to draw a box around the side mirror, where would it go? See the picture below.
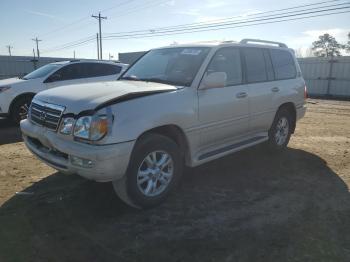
[200,72,227,89]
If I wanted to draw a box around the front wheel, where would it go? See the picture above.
[11,96,32,124]
[113,134,183,209]
[267,108,292,151]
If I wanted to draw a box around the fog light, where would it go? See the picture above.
[70,155,94,168]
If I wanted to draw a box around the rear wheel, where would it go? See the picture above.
[11,96,33,124]
[267,108,292,151]
[113,134,183,209]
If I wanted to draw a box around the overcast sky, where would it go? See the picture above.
[0,0,349,59]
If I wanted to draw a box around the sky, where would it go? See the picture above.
[0,0,349,59]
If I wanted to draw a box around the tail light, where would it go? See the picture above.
[304,85,308,99]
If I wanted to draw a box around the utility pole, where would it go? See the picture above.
[32,37,42,59]
[6,45,13,56]
[73,50,76,59]
[96,33,100,60]
[92,12,107,60]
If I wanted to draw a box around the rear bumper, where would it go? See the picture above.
[20,119,135,182]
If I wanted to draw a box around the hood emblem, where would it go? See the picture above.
[39,111,47,121]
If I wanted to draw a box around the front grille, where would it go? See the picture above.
[30,99,65,131]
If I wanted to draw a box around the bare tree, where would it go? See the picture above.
[312,33,344,57]
[346,32,350,53]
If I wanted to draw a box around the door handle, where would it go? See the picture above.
[271,87,280,92]
[236,92,247,98]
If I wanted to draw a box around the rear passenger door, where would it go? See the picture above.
[243,48,278,134]
[198,47,249,150]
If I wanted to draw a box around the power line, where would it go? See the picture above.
[39,1,350,54]
[38,0,138,38]
[104,1,350,37]
[41,35,95,53]
[92,12,107,59]
[128,0,346,32]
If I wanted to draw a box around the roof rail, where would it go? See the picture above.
[240,39,288,48]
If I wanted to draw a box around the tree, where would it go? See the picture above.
[311,33,344,57]
[346,32,350,53]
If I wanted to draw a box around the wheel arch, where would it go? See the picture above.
[277,102,297,133]
[9,92,36,115]
[135,124,191,166]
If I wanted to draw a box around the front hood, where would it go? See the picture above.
[34,80,178,114]
[0,77,26,86]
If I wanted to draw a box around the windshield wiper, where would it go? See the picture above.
[139,78,179,86]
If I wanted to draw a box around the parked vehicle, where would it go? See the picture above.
[0,60,128,123]
[21,39,306,208]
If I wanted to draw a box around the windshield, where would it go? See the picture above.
[23,64,61,80]
[121,47,211,86]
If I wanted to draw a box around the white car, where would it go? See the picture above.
[0,60,128,123]
[21,39,306,208]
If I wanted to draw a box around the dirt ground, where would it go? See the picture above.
[0,99,349,262]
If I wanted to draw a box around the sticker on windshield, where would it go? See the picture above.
[181,49,202,55]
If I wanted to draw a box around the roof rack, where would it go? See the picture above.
[240,39,288,48]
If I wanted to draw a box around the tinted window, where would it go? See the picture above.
[84,63,122,77]
[205,47,242,86]
[269,49,296,80]
[52,64,85,81]
[243,48,267,83]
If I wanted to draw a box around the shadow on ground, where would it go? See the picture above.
[0,118,22,145]
[1,146,349,262]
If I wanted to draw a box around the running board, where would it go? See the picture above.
[198,136,266,161]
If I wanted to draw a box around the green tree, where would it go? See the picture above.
[312,33,344,57]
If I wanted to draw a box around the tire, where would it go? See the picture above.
[11,96,33,124]
[113,134,183,209]
[267,108,292,151]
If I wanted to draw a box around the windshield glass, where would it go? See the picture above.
[23,64,61,80]
[121,47,211,86]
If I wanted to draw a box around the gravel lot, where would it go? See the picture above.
[0,99,349,262]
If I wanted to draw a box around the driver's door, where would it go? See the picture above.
[197,47,249,152]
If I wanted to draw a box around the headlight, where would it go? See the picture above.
[0,86,11,93]
[74,115,109,141]
[59,117,75,135]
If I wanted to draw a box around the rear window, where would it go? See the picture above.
[269,49,296,80]
[243,48,267,83]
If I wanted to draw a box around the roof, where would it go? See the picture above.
[50,60,128,66]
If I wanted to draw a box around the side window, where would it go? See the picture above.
[76,63,121,78]
[205,47,242,87]
[243,48,268,83]
[54,64,85,81]
[269,49,297,80]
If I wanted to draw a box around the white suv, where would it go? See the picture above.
[0,60,128,123]
[21,39,306,208]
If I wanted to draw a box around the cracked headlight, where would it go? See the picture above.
[73,115,109,141]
